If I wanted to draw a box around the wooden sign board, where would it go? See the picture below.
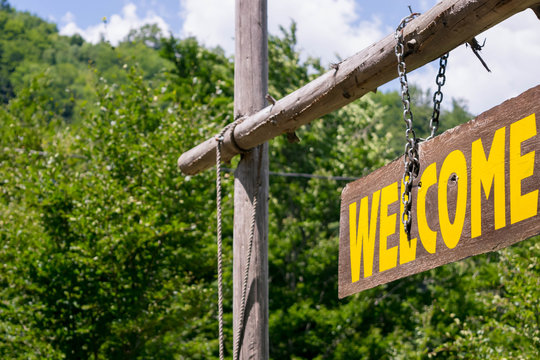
[338,85,540,299]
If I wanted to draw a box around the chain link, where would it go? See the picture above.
[395,13,448,240]
[395,13,420,240]
[427,53,448,140]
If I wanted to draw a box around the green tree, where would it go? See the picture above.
[0,8,538,359]
[371,86,472,159]
[0,4,173,122]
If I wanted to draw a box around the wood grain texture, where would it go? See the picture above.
[532,4,540,19]
[178,0,540,175]
[338,85,540,299]
[232,0,269,358]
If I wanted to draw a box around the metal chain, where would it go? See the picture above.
[215,122,262,360]
[395,13,420,241]
[395,13,448,240]
[427,53,449,140]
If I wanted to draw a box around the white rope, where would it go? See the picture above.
[215,121,261,360]
[215,127,228,360]
[233,145,263,360]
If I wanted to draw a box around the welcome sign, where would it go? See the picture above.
[338,85,540,298]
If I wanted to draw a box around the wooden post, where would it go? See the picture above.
[233,0,269,359]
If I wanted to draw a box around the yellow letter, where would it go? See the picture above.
[471,127,506,238]
[510,114,538,224]
[416,162,437,254]
[349,202,361,282]
[399,179,418,263]
[439,150,468,249]
[379,182,398,272]
[349,190,380,281]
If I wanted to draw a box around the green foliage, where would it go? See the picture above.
[371,87,472,159]
[0,60,224,358]
[0,4,171,121]
[160,36,234,111]
[268,22,323,97]
[0,5,538,359]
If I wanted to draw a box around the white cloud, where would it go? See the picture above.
[179,1,540,115]
[59,3,170,45]
[61,11,75,24]
[179,0,387,64]
[412,9,540,114]
[179,0,235,51]
[419,0,438,12]
[268,0,387,63]
[61,1,539,116]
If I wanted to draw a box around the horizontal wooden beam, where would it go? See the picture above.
[178,0,540,175]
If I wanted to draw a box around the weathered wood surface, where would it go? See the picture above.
[339,85,540,299]
[533,4,540,19]
[178,0,540,175]
[232,0,269,358]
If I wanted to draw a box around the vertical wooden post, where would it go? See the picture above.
[233,0,268,359]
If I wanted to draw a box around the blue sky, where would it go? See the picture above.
[10,0,540,114]
[13,0,182,29]
[12,1,432,34]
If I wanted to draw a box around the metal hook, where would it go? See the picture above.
[467,37,491,72]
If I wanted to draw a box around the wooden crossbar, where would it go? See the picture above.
[178,0,540,175]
